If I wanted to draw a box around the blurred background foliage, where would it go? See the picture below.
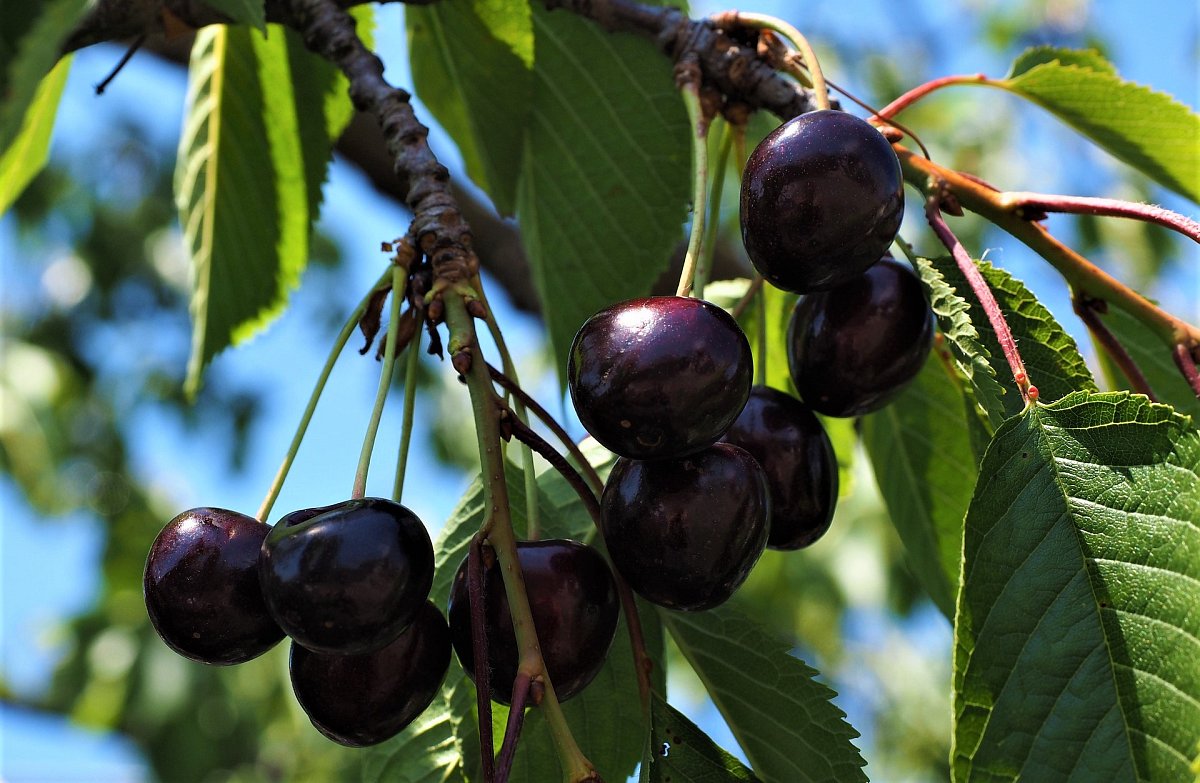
[1,0,1195,781]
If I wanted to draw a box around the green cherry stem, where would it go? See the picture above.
[695,122,733,297]
[352,264,408,500]
[255,267,392,522]
[731,12,830,111]
[476,281,541,540]
[675,81,709,299]
[444,294,598,783]
[392,322,422,504]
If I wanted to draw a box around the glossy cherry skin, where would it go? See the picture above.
[289,600,451,747]
[740,110,904,293]
[787,256,934,417]
[144,508,284,665]
[258,497,434,654]
[568,296,753,459]
[601,443,769,611]
[447,539,619,705]
[721,386,839,550]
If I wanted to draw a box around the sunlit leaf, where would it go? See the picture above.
[0,56,69,216]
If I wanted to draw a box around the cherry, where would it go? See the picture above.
[721,386,839,550]
[289,600,451,747]
[601,443,769,611]
[567,296,753,459]
[446,539,619,705]
[787,256,934,417]
[258,497,434,654]
[143,508,284,665]
[740,109,904,293]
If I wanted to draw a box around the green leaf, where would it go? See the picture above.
[953,391,1200,782]
[862,355,977,617]
[204,0,267,31]
[998,48,1200,202]
[0,56,69,216]
[0,0,89,154]
[175,22,361,395]
[913,257,1009,427]
[640,694,760,783]
[933,257,1097,416]
[1007,46,1116,78]
[663,603,867,783]
[407,0,532,215]
[360,672,471,783]
[518,4,691,385]
[1093,305,1200,420]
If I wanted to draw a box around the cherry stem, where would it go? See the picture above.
[996,191,1200,244]
[469,534,496,783]
[676,75,709,299]
[729,275,764,320]
[756,286,768,388]
[695,122,732,297]
[875,73,990,119]
[896,145,1200,391]
[503,413,653,714]
[444,295,598,783]
[486,364,604,496]
[475,279,542,539]
[728,12,830,111]
[256,267,392,522]
[392,324,422,503]
[495,673,533,783]
[1172,344,1200,397]
[352,264,408,499]
[1071,293,1157,401]
[925,194,1034,404]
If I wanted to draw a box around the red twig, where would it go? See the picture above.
[999,192,1200,243]
[875,73,990,119]
[1172,344,1200,397]
[925,192,1035,404]
[469,534,496,783]
[1072,294,1157,401]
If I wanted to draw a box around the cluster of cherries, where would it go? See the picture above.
[142,106,934,751]
[568,109,933,611]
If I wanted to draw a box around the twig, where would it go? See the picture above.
[469,534,496,783]
[1172,344,1200,396]
[925,193,1036,404]
[1072,294,1157,400]
[486,363,604,496]
[874,73,990,119]
[996,192,1200,243]
[495,673,534,783]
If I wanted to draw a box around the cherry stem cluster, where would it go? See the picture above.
[719,12,830,111]
[256,267,393,522]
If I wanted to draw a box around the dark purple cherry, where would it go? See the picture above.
[601,443,769,611]
[787,256,934,417]
[259,497,434,654]
[289,600,451,747]
[567,296,752,459]
[721,386,838,550]
[144,507,284,665]
[740,109,904,293]
[446,539,619,705]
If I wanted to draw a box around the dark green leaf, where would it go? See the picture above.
[953,392,1200,782]
[862,356,977,616]
[408,0,532,215]
[933,257,1097,416]
[640,694,760,783]
[0,0,89,154]
[1093,305,1200,420]
[0,56,69,216]
[663,603,867,783]
[998,48,1200,202]
[204,0,267,31]
[175,21,363,395]
[913,257,1009,427]
[519,4,691,385]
